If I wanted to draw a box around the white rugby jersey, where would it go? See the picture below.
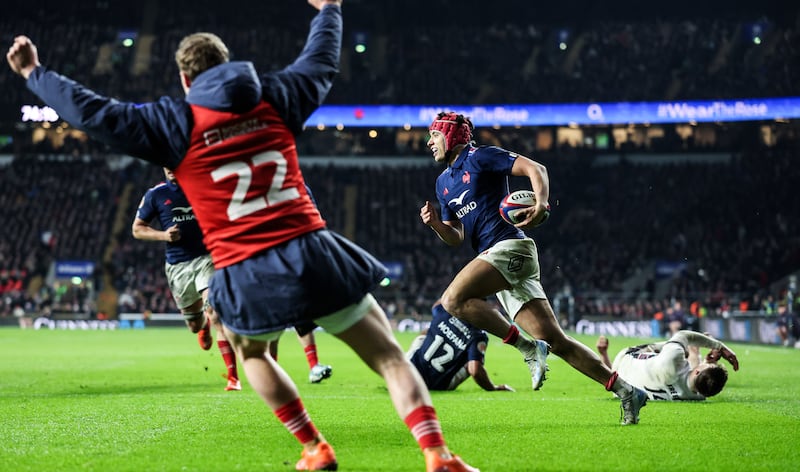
[612,342,703,401]
[611,331,724,401]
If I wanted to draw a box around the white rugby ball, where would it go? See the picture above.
[499,190,549,225]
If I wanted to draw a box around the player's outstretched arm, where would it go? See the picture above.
[9,35,185,165]
[675,330,739,371]
[714,345,739,371]
[467,360,514,392]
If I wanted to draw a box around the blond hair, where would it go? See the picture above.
[175,32,230,80]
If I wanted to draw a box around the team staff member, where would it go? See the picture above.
[7,2,477,471]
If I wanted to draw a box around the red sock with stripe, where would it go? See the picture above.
[502,325,520,345]
[304,344,319,369]
[404,406,445,449]
[275,398,319,444]
[605,371,618,391]
[605,371,632,396]
[217,339,238,379]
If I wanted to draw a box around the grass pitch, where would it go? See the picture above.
[1,327,798,471]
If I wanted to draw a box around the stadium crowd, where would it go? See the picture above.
[2,136,798,329]
[0,0,797,116]
[0,156,122,319]
[1,0,798,332]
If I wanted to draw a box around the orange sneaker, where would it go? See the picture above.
[224,376,241,391]
[295,441,338,471]
[424,450,479,472]
[197,321,212,351]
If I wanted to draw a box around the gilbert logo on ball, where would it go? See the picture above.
[499,190,549,225]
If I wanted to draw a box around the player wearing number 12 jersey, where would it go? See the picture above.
[408,302,514,392]
[10,1,478,470]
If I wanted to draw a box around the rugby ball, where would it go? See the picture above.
[499,190,549,225]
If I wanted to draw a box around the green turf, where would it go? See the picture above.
[0,327,798,471]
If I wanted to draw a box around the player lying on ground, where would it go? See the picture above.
[407,301,514,392]
[596,330,739,400]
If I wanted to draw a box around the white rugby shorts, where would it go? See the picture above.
[165,254,214,310]
[477,238,547,320]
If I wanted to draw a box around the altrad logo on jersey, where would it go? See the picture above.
[171,206,196,223]
[455,201,477,218]
[173,214,196,222]
[448,189,477,219]
[448,189,470,206]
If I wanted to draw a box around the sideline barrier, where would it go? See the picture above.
[12,313,784,345]
[31,317,118,330]
[572,316,781,345]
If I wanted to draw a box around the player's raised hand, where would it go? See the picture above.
[596,335,609,355]
[308,0,342,11]
[6,35,40,79]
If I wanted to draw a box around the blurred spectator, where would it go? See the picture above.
[0,1,798,115]
[776,302,799,347]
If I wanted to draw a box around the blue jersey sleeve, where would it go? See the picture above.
[467,331,489,363]
[474,145,517,174]
[261,4,342,135]
[135,189,157,224]
[26,68,191,167]
[436,178,455,222]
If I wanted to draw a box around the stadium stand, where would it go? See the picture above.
[0,0,798,330]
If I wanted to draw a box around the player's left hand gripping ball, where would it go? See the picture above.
[499,190,550,227]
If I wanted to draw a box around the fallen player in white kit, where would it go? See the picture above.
[596,330,739,401]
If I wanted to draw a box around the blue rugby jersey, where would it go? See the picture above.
[410,304,489,390]
[136,180,208,264]
[435,145,526,253]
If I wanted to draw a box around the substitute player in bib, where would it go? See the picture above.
[420,112,647,425]
[596,331,739,400]
[7,2,477,471]
[132,167,240,391]
[407,301,514,392]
